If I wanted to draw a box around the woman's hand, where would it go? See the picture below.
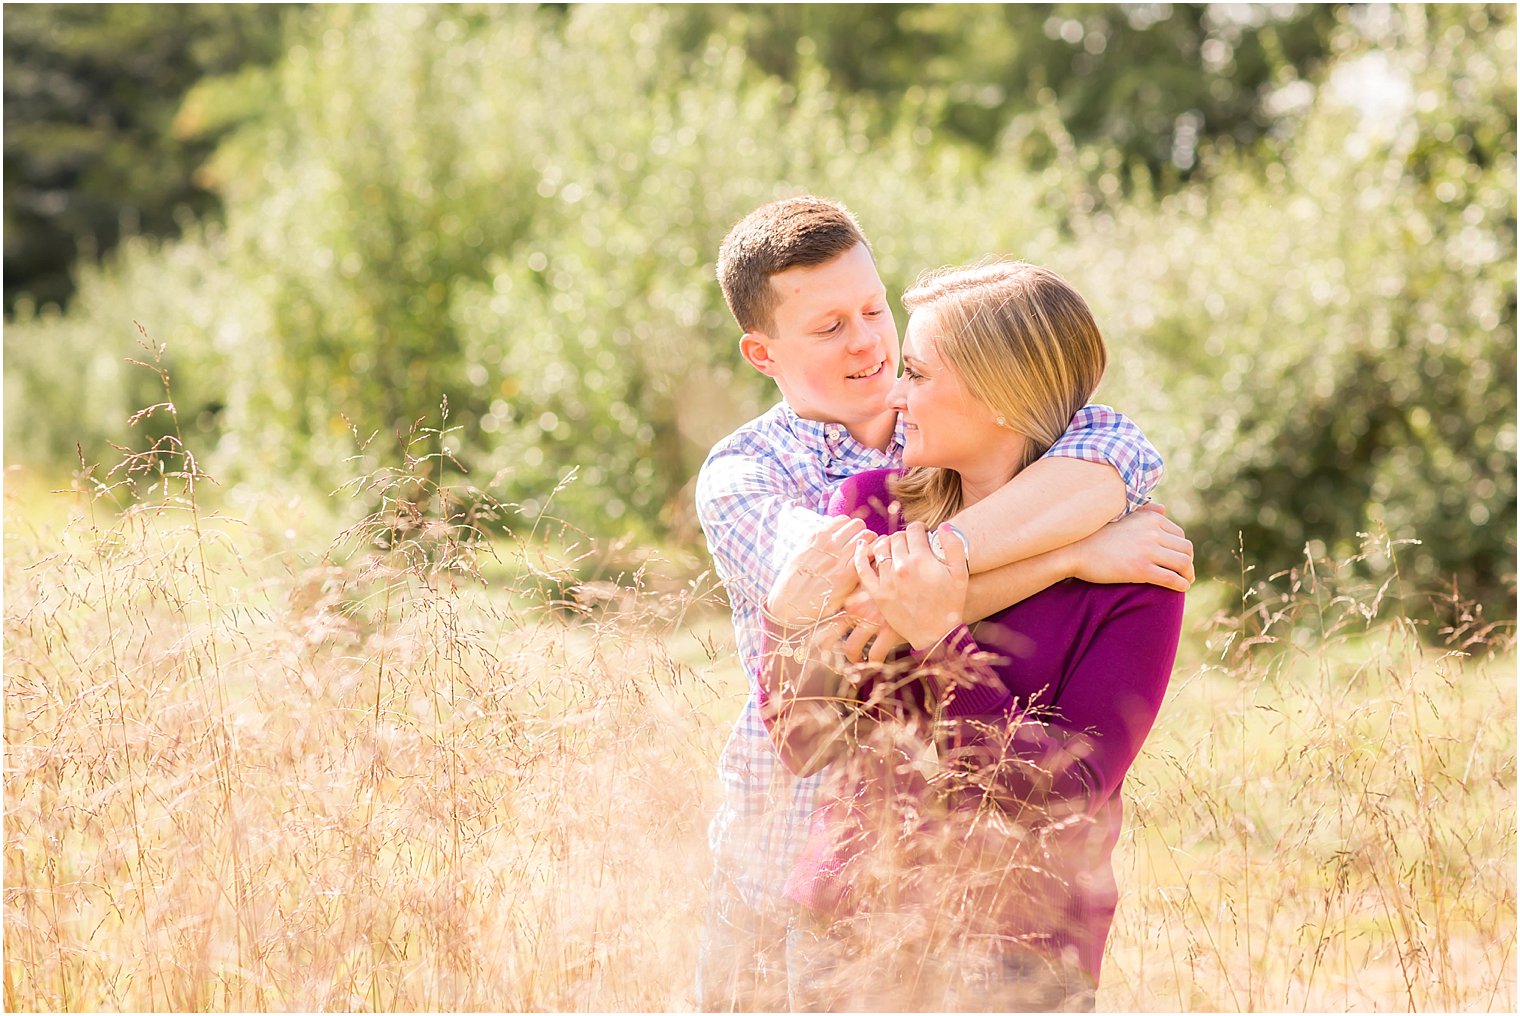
[765,516,869,627]
[1066,503,1194,592]
[854,521,969,651]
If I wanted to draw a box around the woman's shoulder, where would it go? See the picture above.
[828,469,905,531]
[1007,578,1183,626]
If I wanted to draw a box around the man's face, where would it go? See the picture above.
[740,243,899,430]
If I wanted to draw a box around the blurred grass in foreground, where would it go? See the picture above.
[5,441,1512,1012]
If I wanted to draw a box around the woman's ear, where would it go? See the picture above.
[739,331,778,377]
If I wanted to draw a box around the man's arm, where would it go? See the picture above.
[951,404,1163,573]
[962,548,1081,625]
[955,458,1124,574]
[694,438,831,611]
[962,506,1194,622]
[845,409,1176,660]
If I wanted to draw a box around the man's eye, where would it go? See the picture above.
[864,308,884,318]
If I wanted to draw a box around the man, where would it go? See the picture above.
[694,196,1192,1010]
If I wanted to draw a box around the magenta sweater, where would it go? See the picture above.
[759,468,1184,983]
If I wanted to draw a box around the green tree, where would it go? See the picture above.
[2,3,288,313]
[662,4,1343,180]
[3,3,1512,620]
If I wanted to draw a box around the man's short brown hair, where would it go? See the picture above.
[716,196,871,334]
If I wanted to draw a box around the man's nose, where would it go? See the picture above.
[845,318,877,352]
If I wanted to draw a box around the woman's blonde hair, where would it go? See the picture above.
[890,260,1108,529]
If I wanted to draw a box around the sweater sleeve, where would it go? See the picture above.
[755,468,902,777]
[829,469,1022,720]
[755,611,857,778]
[757,616,1014,776]
[909,625,1015,718]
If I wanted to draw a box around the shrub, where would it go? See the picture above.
[4,4,1513,617]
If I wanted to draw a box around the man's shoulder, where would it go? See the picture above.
[697,402,828,492]
[700,401,794,465]
[694,402,811,515]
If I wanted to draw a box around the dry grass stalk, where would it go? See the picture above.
[3,349,1514,1010]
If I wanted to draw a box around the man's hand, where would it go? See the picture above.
[840,589,908,664]
[1067,503,1194,591]
[765,516,868,626]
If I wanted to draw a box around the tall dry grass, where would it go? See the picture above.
[1106,538,1516,1011]
[4,350,1515,1011]
[4,344,727,1010]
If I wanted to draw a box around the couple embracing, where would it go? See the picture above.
[694,197,1191,1012]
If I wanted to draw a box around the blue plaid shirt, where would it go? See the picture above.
[695,401,1162,908]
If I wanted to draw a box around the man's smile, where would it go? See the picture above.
[846,361,886,380]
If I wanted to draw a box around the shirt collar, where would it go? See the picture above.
[776,400,905,461]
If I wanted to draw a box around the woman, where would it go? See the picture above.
[758,261,1185,1011]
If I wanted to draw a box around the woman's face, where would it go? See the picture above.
[889,308,1021,477]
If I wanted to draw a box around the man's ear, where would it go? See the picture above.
[739,331,778,377]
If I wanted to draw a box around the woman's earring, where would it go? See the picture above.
[995,416,1007,428]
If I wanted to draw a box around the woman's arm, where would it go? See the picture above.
[761,472,982,775]
[950,405,1162,574]
[756,500,877,777]
[758,604,1011,776]
[961,506,1195,622]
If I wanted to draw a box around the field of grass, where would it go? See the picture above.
[4,462,1514,1011]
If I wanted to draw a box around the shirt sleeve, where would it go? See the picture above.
[694,438,832,612]
[1043,404,1164,514]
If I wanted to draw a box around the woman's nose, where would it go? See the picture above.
[886,372,908,409]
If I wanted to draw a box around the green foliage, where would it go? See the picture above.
[4,225,251,473]
[661,4,1343,179]
[1081,4,1517,613]
[3,3,1514,619]
[2,3,289,313]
